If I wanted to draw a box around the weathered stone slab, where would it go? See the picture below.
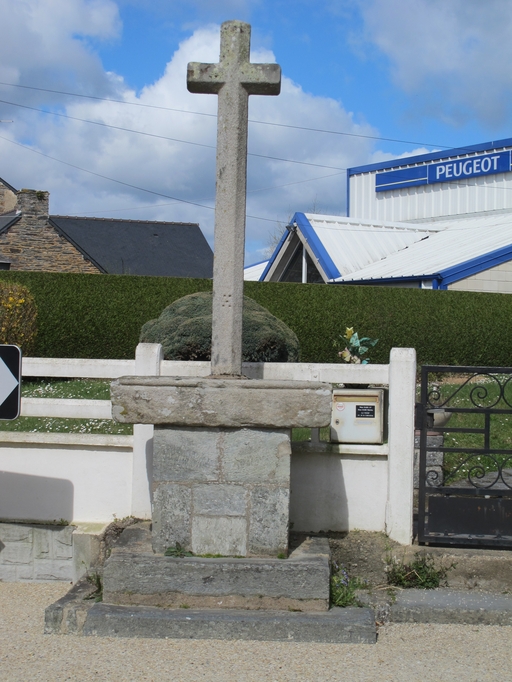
[390,588,512,625]
[82,603,376,643]
[102,533,331,612]
[191,516,247,556]
[248,487,289,555]
[222,429,290,483]
[153,428,220,481]
[152,484,191,551]
[193,484,247,516]
[111,377,331,428]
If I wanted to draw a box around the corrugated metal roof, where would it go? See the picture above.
[244,261,268,280]
[341,212,512,281]
[303,213,442,278]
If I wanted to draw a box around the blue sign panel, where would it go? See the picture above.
[376,150,512,192]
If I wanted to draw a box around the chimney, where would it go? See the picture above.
[16,189,49,221]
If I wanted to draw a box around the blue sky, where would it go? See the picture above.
[2,0,512,264]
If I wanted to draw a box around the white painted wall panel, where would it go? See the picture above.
[350,169,512,221]
[449,260,512,294]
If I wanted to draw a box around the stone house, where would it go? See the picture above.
[0,179,213,278]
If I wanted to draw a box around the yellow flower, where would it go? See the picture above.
[344,327,354,341]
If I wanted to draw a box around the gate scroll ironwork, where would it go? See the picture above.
[418,365,512,547]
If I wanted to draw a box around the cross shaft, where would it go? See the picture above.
[187,21,281,376]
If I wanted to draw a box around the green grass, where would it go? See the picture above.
[0,379,132,435]
[424,376,512,484]
[292,427,331,442]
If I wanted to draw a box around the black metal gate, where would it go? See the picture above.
[418,365,512,547]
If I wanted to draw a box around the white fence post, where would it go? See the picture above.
[386,347,416,544]
[130,343,163,518]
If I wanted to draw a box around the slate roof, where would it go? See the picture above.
[49,216,213,278]
[0,214,20,232]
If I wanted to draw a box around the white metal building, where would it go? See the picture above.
[250,137,512,292]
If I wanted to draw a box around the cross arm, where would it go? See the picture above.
[187,63,224,94]
[240,63,281,96]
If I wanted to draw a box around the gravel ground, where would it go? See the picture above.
[1,582,512,682]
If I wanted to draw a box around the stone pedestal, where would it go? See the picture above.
[111,376,331,557]
[152,427,290,555]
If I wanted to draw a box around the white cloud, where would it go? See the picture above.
[0,10,378,264]
[357,0,512,127]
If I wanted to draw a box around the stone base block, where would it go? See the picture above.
[152,426,291,556]
[80,603,376,643]
[102,527,330,612]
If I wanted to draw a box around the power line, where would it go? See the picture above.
[0,134,284,224]
[0,80,451,150]
[0,98,346,170]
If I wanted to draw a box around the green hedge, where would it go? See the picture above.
[0,271,509,367]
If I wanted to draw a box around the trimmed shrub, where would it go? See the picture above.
[0,281,38,355]
[1,270,512,368]
[140,291,300,362]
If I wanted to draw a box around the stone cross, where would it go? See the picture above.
[187,21,281,376]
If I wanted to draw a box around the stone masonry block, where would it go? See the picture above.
[0,564,19,581]
[248,487,289,555]
[33,528,50,559]
[0,542,33,565]
[192,516,247,556]
[193,484,247,517]
[0,523,33,543]
[153,428,220,482]
[52,526,74,560]
[222,429,290,484]
[152,484,192,554]
[33,559,73,581]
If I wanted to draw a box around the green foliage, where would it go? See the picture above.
[386,552,454,589]
[140,291,300,362]
[164,542,194,557]
[84,572,103,602]
[330,564,366,607]
[1,270,512,366]
[0,281,38,354]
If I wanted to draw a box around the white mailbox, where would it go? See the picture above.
[330,388,385,444]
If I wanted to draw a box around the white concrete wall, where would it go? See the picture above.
[0,345,416,544]
[290,444,388,532]
[0,433,133,523]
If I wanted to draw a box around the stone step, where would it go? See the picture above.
[390,588,512,625]
[81,603,377,643]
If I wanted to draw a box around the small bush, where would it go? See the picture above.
[140,291,300,362]
[386,552,454,589]
[0,281,37,355]
[330,564,366,607]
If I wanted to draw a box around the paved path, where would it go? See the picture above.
[1,582,511,681]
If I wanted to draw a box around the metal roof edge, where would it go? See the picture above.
[0,177,18,193]
[0,214,21,235]
[294,212,341,281]
[348,137,512,176]
[260,226,290,281]
[439,244,512,286]
[50,215,200,227]
[334,274,437,285]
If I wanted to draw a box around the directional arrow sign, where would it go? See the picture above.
[0,345,21,420]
